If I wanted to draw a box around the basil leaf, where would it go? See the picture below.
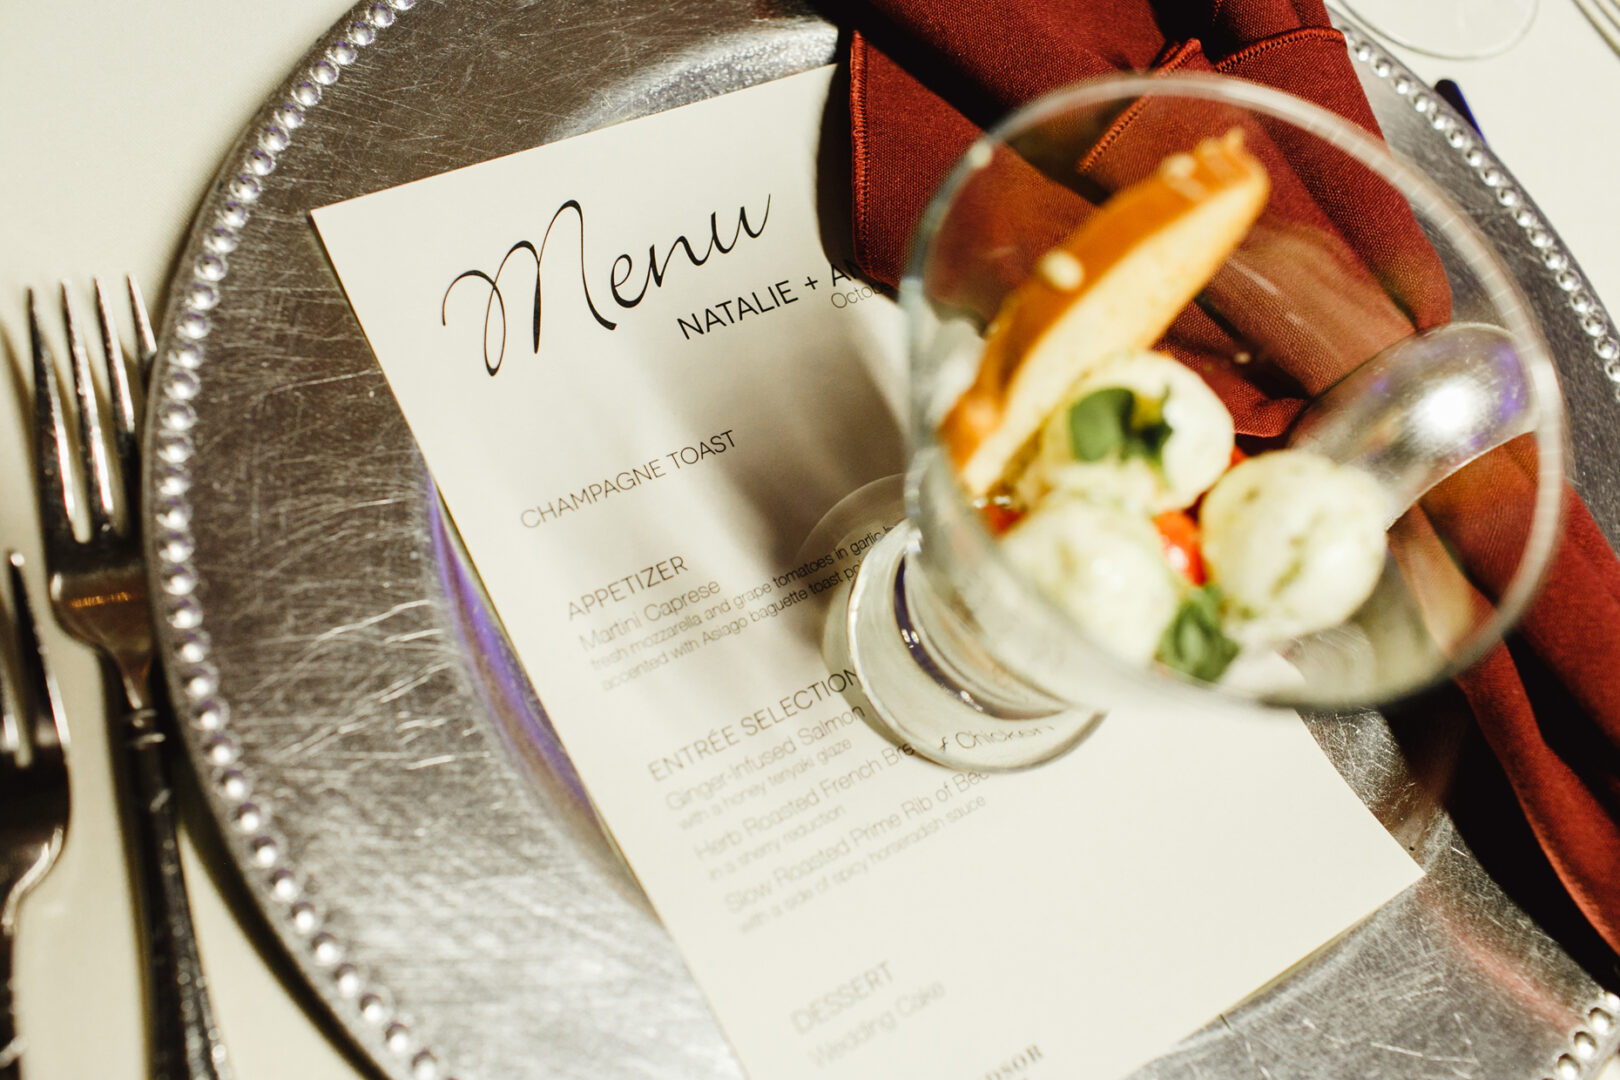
[1121,389,1173,467]
[1066,386,1174,469]
[1067,387,1132,462]
[1157,585,1240,682]
[1123,418,1172,464]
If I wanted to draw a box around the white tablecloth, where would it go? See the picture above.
[1,3,1616,1078]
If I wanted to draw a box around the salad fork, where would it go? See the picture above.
[29,281,230,1080]
[0,552,71,1080]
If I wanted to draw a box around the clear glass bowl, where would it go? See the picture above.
[828,73,1564,770]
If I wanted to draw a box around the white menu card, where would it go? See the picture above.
[312,67,1421,1080]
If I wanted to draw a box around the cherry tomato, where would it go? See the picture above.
[1154,510,1205,584]
[980,501,1025,535]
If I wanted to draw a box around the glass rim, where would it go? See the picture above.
[897,71,1566,708]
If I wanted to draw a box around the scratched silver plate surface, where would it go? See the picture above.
[144,2,1620,1079]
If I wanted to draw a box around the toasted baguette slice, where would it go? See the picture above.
[941,130,1270,496]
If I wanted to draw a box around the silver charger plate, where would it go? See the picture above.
[145,2,1620,1078]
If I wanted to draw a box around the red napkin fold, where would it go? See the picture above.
[838,0,1620,957]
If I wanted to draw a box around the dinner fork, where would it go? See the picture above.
[1,552,70,1080]
[1574,0,1620,53]
[29,281,230,1080]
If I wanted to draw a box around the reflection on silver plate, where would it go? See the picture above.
[144,2,1620,1078]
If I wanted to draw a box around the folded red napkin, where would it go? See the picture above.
[837,0,1620,957]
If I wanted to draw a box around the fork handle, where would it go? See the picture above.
[2,925,18,1079]
[117,699,231,1080]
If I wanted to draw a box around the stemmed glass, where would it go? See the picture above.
[1337,0,1539,59]
[811,74,1564,771]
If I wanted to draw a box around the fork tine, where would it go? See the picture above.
[0,553,22,769]
[97,279,138,449]
[127,275,157,390]
[96,279,141,525]
[1575,0,1620,52]
[60,283,116,536]
[4,553,67,775]
[28,292,77,553]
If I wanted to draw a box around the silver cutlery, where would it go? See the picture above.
[29,281,230,1080]
[0,552,71,1080]
[1574,0,1620,53]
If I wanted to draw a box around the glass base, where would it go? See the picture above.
[1338,0,1537,59]
[807,479,1106,771]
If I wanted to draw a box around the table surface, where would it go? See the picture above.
[1,3,1617,1079]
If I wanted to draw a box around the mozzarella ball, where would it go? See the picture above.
[1025,350,1235,513]
[1200,451,1389,646]
[1001,495,1183,666]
